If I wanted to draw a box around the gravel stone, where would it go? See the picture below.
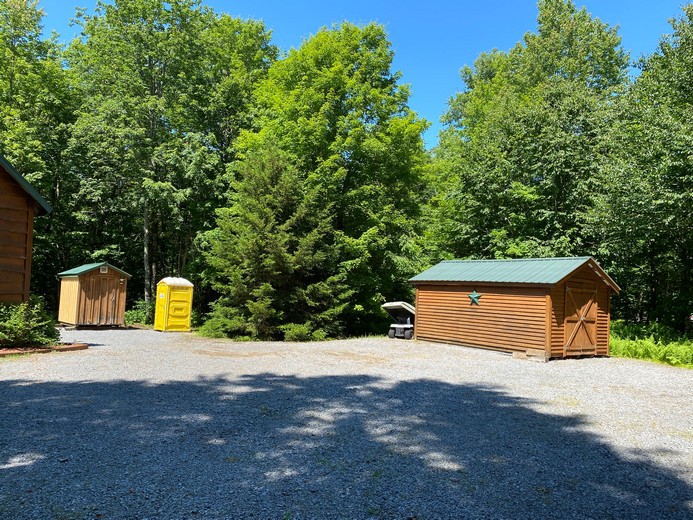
[0,328,691,519]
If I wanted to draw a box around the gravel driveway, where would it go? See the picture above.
[1,329,691,519]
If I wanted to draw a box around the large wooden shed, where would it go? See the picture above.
[57,262,131,326]
[410,257,620,360]
[0,154,52,303]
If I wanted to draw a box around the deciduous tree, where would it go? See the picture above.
[66,0,276,300]
[591,5,693,330]
[0,0,79,306]
[233,23,429,334]
[429,0,628,260]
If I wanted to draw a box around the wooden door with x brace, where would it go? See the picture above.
[564,284,598,355]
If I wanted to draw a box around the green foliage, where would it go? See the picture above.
[198,301,245,338]
[203,142,351,340]
[0,298,58,348]
[0,0,81,309]
[280,324,328,342]
[610,320,689,344]
[235,22,428,336]
[281,323,311,342]
[610,321,693,368]
[428,0,629,262]
[589,5,693,330]
[521,0,628,91]
[2,0,690,342]
[64,0,277,300]
[124,299,155,326]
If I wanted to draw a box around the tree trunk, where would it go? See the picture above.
[647,247,657,323]
[143,205,151,302]
[680,247,692,333]
[152,221,158,293]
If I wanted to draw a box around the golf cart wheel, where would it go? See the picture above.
[404,329,414,340]
[388,328,396,339]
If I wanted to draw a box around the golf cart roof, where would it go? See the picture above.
[382,301,415,316]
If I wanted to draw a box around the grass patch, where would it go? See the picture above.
[0,353,29,363]
[610,321,693,368]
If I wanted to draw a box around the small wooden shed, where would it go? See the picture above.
[0,154,52,303]
[57,262,131,326]
[410,257,620,360]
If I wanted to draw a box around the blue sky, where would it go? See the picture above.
[38,0,685,148]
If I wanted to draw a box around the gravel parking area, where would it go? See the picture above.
[1,329,692,519]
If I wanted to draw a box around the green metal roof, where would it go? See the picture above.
[410,256,619,291]
[58,262,132,278]
[0,153,52,215]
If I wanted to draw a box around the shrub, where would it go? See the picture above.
[198,303,250,338]
[200,303,331,342]
[281,324,329,342]
[610,321,693,368]
[610,320,686,344]
[191,309,203,328]
[0,297,59,348]
[124,299,155,326]
[282,323,313,342]
[311,329,328,341]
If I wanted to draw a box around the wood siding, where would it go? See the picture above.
[58,278,80,324]
[549,283,566,358]
[415,284,547,353]
[596,287,611,356]
[58,267,128,326]
[0,168,35,303]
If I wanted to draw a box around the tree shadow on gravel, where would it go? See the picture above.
[0,374,691,519]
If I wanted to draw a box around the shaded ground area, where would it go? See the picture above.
[1,331,691,519]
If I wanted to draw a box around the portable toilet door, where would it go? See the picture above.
[154,277,193,332]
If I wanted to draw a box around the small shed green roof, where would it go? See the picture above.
[410,256,619,292]
[58,262,131,278]
[0,153,52,215]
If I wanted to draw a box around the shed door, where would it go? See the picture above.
[87,276,117,325]
[564,285,597,354]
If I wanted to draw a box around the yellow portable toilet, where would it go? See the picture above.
[154,277,193,332]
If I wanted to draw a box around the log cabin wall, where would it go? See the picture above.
[415,284,548,354]
[0,168,35,303]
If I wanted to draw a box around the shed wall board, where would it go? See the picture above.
[597,287,611,356]
[58,278,80,324]
[414,284,547,353]
[550,283,566,358]
[0,167,34,303]
[78,271,124,326]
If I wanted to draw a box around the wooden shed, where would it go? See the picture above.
[410,257,620,360]
[57,262,131,326]
[0,154,52,303]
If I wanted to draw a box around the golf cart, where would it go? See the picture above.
[382,301,416,340]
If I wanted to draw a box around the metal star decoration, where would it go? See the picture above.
[468,290,482,305]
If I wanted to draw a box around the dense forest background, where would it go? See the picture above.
[1,0,691,339]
